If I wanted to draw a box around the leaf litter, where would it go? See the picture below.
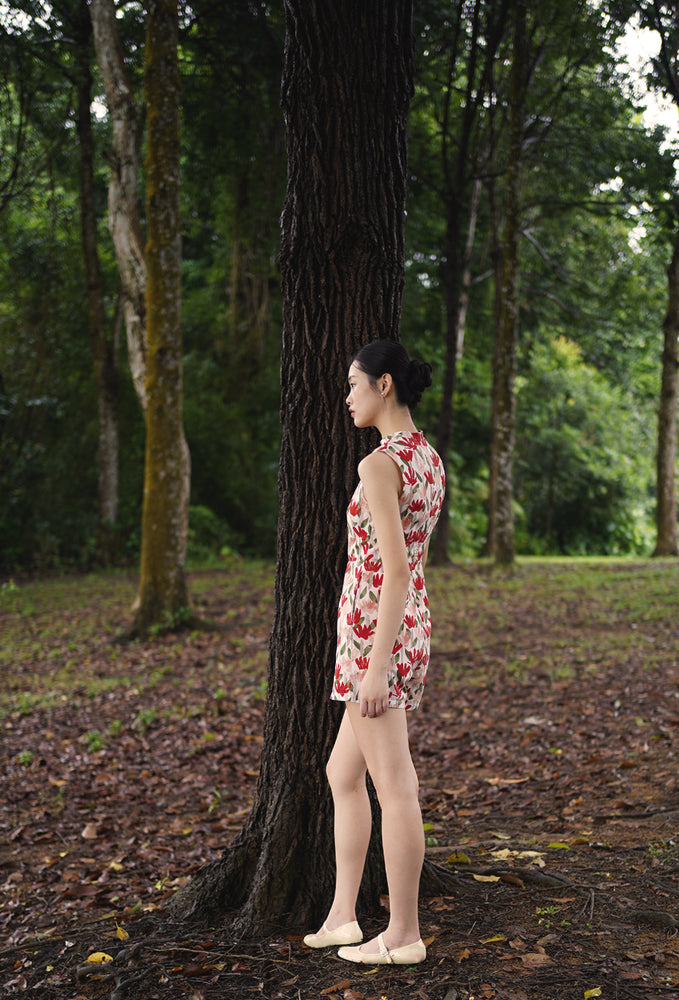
[2,559,679,999]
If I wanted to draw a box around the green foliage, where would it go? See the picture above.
[0,1,676,569]
[515,335,654,555]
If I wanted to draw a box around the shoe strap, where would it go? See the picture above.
[377,933,392,962]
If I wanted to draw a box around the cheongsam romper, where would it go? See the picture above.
[332,430,445,711]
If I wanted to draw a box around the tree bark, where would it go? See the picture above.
[166,0,414,936]
[488,0,527,566]
[89,0,147,410]
[654,226,679,556]
[75,0,120,546]
[132,0,189,631]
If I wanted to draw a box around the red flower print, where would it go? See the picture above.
[398,448,413,462]
[354,525,368,542]
[353,622,375,640]
[404,614,417,629]
[424,470,434,484]
[372,573,383,588]
[391,640,403,656]
[403,468,417,486]
[414,576,425,591]
[364,555,381,573]
[356,656,370,671]
[347,608,361,627]
[397,661,410,678]
[432,453,440,466]
[334,678,351,697]
[349,499,361,516]
[409,498,425,512]
[407,648,425,665]
[392,680,404,698]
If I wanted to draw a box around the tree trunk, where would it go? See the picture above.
[431,178,482,564]
[488,0,527,566]
[654,226,679,556]
[75,1,120,550]
[166,0,414,936]
[132,0,189,632]
[89,0,147,410]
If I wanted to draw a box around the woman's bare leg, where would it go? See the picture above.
[322,709,371,929]
[345,703,423,950]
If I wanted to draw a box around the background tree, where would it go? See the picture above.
[167,0,415,934]
[74,0,121,546]
[630,0,679,556]
[409,0,509,564]
[487,0,528,565]
[133,0,189,633]
[89,0,147,410]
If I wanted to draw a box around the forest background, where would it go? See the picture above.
[1,0,678,575]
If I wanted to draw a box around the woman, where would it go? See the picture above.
[304,340,445,965]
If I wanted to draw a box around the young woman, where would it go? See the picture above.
[304,340,445,965]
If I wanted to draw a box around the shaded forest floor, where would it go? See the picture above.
[2,558,679,1000]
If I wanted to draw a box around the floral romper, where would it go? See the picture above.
[332,430,445,711]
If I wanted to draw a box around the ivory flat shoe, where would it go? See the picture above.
[303,920,363,948]
[338,932,426,965]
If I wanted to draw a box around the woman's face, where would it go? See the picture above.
[346,361,382,428]
[346,361,383,427]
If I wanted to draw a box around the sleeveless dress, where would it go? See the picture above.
[332,430,445,711]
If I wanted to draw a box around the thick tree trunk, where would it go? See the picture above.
[488,0,527,566]
[133,0,189,631]
[89,0,147,410]
[75,2,120,547]
[166,0,414,936]
[654,226,679,556]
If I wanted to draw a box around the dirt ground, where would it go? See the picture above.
[2,562,679,1000]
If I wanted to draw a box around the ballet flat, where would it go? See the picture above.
[303,920,363,948]
[338,932,426,965]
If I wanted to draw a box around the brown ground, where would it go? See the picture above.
[2,561,679,1000]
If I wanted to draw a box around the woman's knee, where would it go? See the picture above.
[371,761,419,806]
[326,751,366,798]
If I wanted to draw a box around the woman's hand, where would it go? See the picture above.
[359,665,389,718]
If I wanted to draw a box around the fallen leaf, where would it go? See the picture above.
[321,981,351,996]
[455,947,471,963]
[472,874,500,883]
[85,952,114,964]
[481,934,506,944]
[519,948,553,969]
[447,850,471,864]
[81,823,99,840]
[584,990,602,999]
[115,922,129,941]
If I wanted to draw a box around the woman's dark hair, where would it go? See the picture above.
[352,340,432,410]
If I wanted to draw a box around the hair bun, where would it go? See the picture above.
[407,359,433,398]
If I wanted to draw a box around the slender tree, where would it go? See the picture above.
[133,0,190,631]
[89,0,147,409]
[488,0,527,564]
[655,226,679,555]
[167,0,414,935]
[74,0,121,544]
[636,0,679,557]
[410,0,509,564]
